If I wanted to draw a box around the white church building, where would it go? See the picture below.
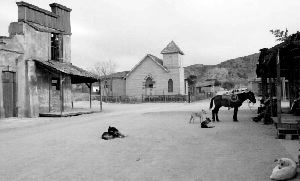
[125,41,187,99]
[94,41,188,100]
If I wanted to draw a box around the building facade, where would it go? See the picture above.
[92,71,128,97]
[0,2,96,118]
[125,41,187,99]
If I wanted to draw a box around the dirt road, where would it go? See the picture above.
[0,100,298,181]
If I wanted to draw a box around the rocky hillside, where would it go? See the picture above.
[184,53,260,85]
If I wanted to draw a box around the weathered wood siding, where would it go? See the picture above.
[17,1,71,34]
[112,78,126,96]
[36,68,72,113]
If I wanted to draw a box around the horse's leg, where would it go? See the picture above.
[215,107,220,122]
[233,107,238,121]
[212,109,215,122]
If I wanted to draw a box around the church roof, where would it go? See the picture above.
[161,41,184,55]
[126,54,168,77]
[147,54,163,66]
[99,71,130,80]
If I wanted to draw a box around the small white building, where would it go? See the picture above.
[125,41,187,99]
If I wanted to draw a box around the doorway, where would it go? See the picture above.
[2,71,17,117]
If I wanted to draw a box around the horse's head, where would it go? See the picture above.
[247,91,256,104]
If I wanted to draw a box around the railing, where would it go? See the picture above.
[93,95,188,103]
[74,92,214,104]
[142,95,187,102]
[94,95,138,103]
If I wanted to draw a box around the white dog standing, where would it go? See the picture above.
[189,109,207,124]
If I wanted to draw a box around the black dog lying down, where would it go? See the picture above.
[201,118,215,128]
[102,126,126,140]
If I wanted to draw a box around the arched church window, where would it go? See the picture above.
[145,77,154,88]
[168,79,173,92]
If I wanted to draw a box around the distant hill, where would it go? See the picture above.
[184,53,260,86]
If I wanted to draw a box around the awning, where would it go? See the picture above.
[33,59,98,83]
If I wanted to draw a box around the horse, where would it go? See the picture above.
[209,91,256,122]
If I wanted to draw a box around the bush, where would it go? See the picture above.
[222,81,235,90]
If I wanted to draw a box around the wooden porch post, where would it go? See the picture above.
[262,76,267,100]
[99,79,102,111]
[282,77,286,101]
[89,83,92,109]
[0,67,4,118]
[60,73,63,116]
[276,49,282,123]
[48,72,51,112]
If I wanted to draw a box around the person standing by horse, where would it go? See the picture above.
[209,91,256,122]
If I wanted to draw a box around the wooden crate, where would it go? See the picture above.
[277,128,299,140]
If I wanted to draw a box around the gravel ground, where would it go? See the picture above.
[0,100,299,181]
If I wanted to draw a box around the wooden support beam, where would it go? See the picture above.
[48,72,51,112]
[262,76,267,100]
[99,79,102,111]
[89,83,92,109]
[60,73,63,116]
[276,49,282,123]
[85,83,91,88]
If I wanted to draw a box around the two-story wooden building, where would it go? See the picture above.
[0,2,97,118]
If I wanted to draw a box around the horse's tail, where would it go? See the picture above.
[209,96,215,110]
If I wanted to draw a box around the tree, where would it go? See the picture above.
[270,28,289,42]
[221,81,235,90]
[90,60,117,96]
[91,59,116,78]
[214,80,221,86]
[186,75,197,95]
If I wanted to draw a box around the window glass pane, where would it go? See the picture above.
[168,79,173,92]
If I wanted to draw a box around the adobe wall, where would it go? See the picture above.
[63,35,71,63]
[23,23,51,60]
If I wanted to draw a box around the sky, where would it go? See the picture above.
[1,0,300,72]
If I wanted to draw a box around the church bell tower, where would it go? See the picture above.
[161,41,185,95]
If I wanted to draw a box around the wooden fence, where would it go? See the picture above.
[76,92,214,104]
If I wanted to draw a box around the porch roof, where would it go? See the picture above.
[256,32,300,78]
[195,81,215,87]
[33,59,98,83]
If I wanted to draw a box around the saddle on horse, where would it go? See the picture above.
[222,94,239,107]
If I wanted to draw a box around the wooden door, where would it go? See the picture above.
[145,77,154,96]
[2,71,16,117]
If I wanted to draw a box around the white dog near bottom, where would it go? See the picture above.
[270,158,297,180]
[189,109,207,124]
